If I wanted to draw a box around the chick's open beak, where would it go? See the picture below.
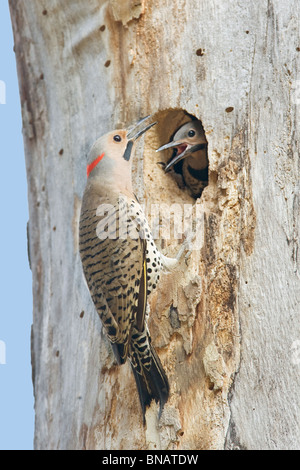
[156,140,207,172]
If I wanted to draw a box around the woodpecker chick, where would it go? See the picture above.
[157,120,208,198]
[79,117,174,421]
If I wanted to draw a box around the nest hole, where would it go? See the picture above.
[140,109,209,254]
[150,108,209,201]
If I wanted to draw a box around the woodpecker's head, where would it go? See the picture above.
[86,116,156,181]
[156,120,207,172]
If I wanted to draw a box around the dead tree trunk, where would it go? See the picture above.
[10,0,300,450]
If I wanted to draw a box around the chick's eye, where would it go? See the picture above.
[113,135,122,142]
[188,130,196,137]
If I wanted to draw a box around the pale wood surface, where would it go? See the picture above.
[10,0,300,450]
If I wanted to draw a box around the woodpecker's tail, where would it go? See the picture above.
[129,330,169,422]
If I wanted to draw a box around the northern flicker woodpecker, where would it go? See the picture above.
[79,117,176,420]
[156,120,208,198]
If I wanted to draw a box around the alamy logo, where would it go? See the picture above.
[95,196,205,251]
[0,340,6,365]
[0,80,6,105]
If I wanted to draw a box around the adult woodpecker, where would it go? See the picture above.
[156,120,208,198]
[79,117,176,420]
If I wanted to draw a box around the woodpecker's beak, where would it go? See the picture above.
[156,140,207,172]
[123,116,157,162]
[127,115,157,141]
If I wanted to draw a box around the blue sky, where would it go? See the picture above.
[0,1,34,450]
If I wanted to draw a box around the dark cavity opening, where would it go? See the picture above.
[154,109,209,200]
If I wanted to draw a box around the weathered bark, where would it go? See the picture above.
[10,0,300,450]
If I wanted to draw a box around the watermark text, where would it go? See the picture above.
[94,197,205,251]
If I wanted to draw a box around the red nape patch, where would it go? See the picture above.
[87,153,105,178]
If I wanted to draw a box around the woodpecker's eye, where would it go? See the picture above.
[113,135,122,142]
[188,130,196,137]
